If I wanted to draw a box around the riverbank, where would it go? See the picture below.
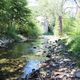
[0,35,80,80]
[0,34,37,48]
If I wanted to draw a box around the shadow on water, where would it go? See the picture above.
[0,39,44,80]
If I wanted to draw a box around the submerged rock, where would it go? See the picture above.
[0,38,14,48]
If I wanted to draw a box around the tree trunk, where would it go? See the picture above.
[58,16,62,35]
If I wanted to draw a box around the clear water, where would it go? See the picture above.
[0,38,48,79]
[0,38,48,62]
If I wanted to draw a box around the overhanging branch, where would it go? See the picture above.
[74,0,80,8]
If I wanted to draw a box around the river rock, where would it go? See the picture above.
[58,68,67,72]
[63,58,71,62]
[0,39,9,47]
[33,46,37,49]
[70,62,76,69]
[0,36,15,48]
[17,34,27,42]
[35,52,43,56]
[0,40,5,47]
[74,70,80,78]
[51,63,59,69]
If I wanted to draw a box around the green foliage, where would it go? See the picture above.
[29,0,55,34]
[9,0,31,24]
[18,21,40,38]
[64,15,80,59]
[0,0,39,39]
[62,15,75,35]
[0,0,9,34]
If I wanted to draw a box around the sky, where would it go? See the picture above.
[64,0,77,16]
[27,0,38,6]
[27,0,77,16]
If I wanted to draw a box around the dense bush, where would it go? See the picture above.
[18,20,40,38]
[0,0,39,39]
[63,15,80,59]
[63,15,75,35]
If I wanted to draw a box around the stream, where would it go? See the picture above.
[0,36,49,80]
[0,37,47,60]
[0,35,80,80]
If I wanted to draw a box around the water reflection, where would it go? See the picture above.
[0,40,41,59]
[0,38,48,79]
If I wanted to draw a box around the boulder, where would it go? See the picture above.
[17,34,27,42]
[74,70,80,78]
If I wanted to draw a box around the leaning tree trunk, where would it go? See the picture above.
[58,16,62,35]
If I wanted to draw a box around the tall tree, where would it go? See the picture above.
[35,0,66,35]
[30,0,55,34]
[74,0,80,8]
[53,0,66,35]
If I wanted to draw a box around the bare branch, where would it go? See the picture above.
[74,0,80,8]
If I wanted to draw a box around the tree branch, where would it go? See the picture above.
[74,0,80,8]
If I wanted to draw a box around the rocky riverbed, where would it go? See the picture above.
[0,35,80,80]
[20,37,80,80]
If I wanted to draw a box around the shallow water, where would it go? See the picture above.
[0,39,44,59]
[0,38,48,80]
